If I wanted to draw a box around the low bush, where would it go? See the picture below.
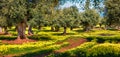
[28,34,54,41]
[86,36,120,43]
[0,36,16,40]
[88,43,120,57]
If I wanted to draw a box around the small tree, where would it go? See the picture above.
[99,18,106,29]
[32,0,59,31]
[81,9,100,31]
[59,6,79,35]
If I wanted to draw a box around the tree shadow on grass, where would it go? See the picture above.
[52,33,76,36]
[34,30,53,34]
[108,29,119,31]
[0,36,17,40]
[18,49,53,57]
[98,33,115,36]
[74,29,95,33]
[41,30,53,32]
[28,34,54,41]
[73,30,84,33]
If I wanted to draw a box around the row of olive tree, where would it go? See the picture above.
[0,0,59,39]
[27,0,104,35]
[48,6,100,35]
[0,0,118,40]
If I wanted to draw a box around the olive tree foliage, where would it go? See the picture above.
[58,6,79,34]
[0,0,28,39]
[31,2,50,30]
[59,0,103,32]
[50,10,61,32]
[31,0,59,31]
[0,0,14,34]
[0,0,59,37]
[50,6,79,33]
[105,0,120,29]
[99,18,106,28]
[81,9,100,31]
[68,6,80,30]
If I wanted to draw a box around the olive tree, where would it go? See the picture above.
[105,0,120,29]
[81,9,100,31]
[58,6,79,35]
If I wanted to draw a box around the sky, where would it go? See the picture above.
[60,1,74,8]
[59,1,85,12]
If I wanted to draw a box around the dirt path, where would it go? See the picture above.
[34,38,87,57]
[55,38,87,53]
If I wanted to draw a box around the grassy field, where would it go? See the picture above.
[0,27,120,57]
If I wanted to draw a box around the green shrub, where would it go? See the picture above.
[86,36,120,43]
[91,38,98,42]
[88,43,120,57]
[0,36,16,40]
[28,34,53,41]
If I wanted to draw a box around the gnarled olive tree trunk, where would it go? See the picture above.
[51,26,55,31]
[0,27,2,33]
[28,25,33,35]
[17,22,27,39]
[62,27,67,35]
[38,25,42,30]
[4,27,8,34]
[83,25,92,32]
[55,26,60,32]
[70,27,73,30]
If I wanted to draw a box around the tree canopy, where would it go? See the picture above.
[105,0,120,27]
[1,0,119,37]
